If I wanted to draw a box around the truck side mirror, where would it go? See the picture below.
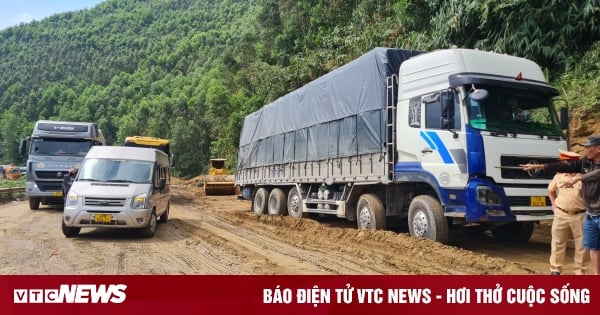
[441,91,455,119]
[18,139,27,156]
[440,91,455,131]
[559,106,569,130]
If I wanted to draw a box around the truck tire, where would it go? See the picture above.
[29,197,40,210]
[287,187,306,219]
[140,212,157,238]
[408,195,448,243]
[491,222,534,244]
[62,220,80,237]
[159,201,170,223]
[356,194,386,230]
[253,188,269,215]
[268,188,288,216]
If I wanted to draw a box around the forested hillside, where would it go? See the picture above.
[0,0,598,178]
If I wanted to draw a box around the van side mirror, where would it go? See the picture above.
[157,178,166,190]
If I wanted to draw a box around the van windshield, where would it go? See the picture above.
[78,158,153,184]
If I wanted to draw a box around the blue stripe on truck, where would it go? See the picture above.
[420,130,454,164]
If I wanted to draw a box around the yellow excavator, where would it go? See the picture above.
[203,158,236,195]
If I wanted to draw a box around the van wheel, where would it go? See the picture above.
[268,188,288,215]
[408,195,448,243]
[287,187,306,219]
[29,197,40,210]
[356,194,386,230]
[141,212,157,238]
[159,201,170,223]
[62,220,80,237]
[253,188,269,215]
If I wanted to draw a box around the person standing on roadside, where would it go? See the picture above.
[522,135,600,275]
[547,150,589,275]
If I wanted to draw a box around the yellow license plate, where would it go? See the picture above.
[93,214,112,224]
[53,191,63,197]
[530,196,546,207]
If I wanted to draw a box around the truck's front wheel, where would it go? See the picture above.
[356,194,385,230]
[408,195,448,243]
[29,197,40,210]
[492,222,534,244]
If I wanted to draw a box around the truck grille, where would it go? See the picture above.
[84,197,126,207]
[35,171,68,180]
[500,155,556,179]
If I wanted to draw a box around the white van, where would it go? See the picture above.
[62,146,171,237]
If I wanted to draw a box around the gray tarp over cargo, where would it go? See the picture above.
[237,47,422,170]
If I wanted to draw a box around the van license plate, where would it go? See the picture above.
[53,191,63,197]
[530,196,546,207]
[93,214,112,224]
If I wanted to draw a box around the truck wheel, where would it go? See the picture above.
[408,195,448,243]
[492,222,534,244]
[356,194,386,230]
[62,220,80,237]
[159,201,170,223]
[140,212,157,238]
[29,197,40,210]
[287,187,306,219]
[253,188,269,215]
[268,188,288,216]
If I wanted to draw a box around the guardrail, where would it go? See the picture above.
[0,187,25,197]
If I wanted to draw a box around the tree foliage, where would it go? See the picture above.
[0,0,598,178]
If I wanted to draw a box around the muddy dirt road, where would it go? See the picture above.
[0,183,574,275]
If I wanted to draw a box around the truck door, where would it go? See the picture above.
[417,91,467,188]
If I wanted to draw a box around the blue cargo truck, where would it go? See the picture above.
[236,48,569,243]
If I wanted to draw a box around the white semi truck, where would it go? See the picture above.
[236,48,568,243]
[19,120,105,210]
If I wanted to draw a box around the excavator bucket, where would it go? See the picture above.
[203,158,237,195]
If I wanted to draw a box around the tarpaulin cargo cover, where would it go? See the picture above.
[238,48,422,170]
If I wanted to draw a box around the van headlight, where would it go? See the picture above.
[476,186,501,205]
[132,193,148,209]
[65,191,79,207]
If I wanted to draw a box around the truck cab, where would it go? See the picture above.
[19,120,104,210]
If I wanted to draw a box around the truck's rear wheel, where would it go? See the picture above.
[408,195,448,243]
[253,188,269,215]
[356,194,385,230]
[287,187,306,219]
[492,222,534,244]
[268,188,288,216]
[29,197,40,210]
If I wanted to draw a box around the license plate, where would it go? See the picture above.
[53,191,63,197]
[530,196,546,207]
[93,214,112,224]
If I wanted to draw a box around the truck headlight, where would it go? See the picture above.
[132,193,148,209]
[65,191,79,207]
[476,186,501,205]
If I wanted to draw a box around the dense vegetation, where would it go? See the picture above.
[0,0,598,178]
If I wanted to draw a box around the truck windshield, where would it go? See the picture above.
[30,138,93,156]
[465,86,562,137]
[78,158,153,184]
